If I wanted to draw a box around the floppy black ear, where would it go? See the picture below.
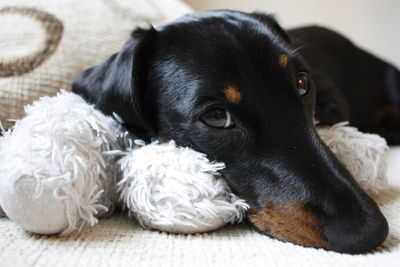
[72,27,156,139]
[250,12,291,43]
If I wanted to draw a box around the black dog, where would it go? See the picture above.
[73,10,399,254]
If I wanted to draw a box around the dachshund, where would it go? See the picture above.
[72,10,399,254]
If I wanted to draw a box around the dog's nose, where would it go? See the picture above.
[323,207,388,254]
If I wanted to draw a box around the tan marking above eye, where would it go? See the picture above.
[223,86,242,104]
[158,137,169,144]
[278,54,289,68]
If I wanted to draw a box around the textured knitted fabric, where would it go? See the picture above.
[0,186,398,267]
[0,0,191,129]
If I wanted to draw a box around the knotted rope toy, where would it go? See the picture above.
[0,91,388,235]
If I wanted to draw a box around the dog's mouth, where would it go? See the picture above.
[248,199,388,254]
[249,202,328,249]
[222,129,388,254]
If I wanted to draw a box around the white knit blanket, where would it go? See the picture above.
[0,149,399,267]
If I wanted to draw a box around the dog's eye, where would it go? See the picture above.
[201,108,233,128]
[296,72,310,96]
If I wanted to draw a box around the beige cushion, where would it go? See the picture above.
[0,0,192,129]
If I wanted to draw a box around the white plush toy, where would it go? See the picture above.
[0,90,389,235]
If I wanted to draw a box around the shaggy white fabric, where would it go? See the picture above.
[0,91,390,236]
[0,91,250,234]
[0,91,121,235]
[117,140,248,233]
[317,122,389,193]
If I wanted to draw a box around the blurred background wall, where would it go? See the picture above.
[183,0,400,68]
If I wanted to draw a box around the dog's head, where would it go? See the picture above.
[73,10,388,253]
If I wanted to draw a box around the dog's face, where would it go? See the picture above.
[73,11,388,254]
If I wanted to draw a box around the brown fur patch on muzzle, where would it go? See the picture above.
[249,202,329,249]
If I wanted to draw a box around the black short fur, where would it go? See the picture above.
[73,10,398,254]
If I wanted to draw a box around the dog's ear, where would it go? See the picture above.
[72,27,156,139]
[250,12,291,43]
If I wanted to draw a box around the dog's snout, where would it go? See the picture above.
[317,159,389,254]
[323,202,388,254]
[245,135,388,253]
[249,199,388,254]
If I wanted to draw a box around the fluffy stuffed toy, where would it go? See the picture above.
[0,91,389,235]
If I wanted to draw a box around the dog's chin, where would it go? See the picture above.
[247,199,388,254]
[248,203,329,250]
